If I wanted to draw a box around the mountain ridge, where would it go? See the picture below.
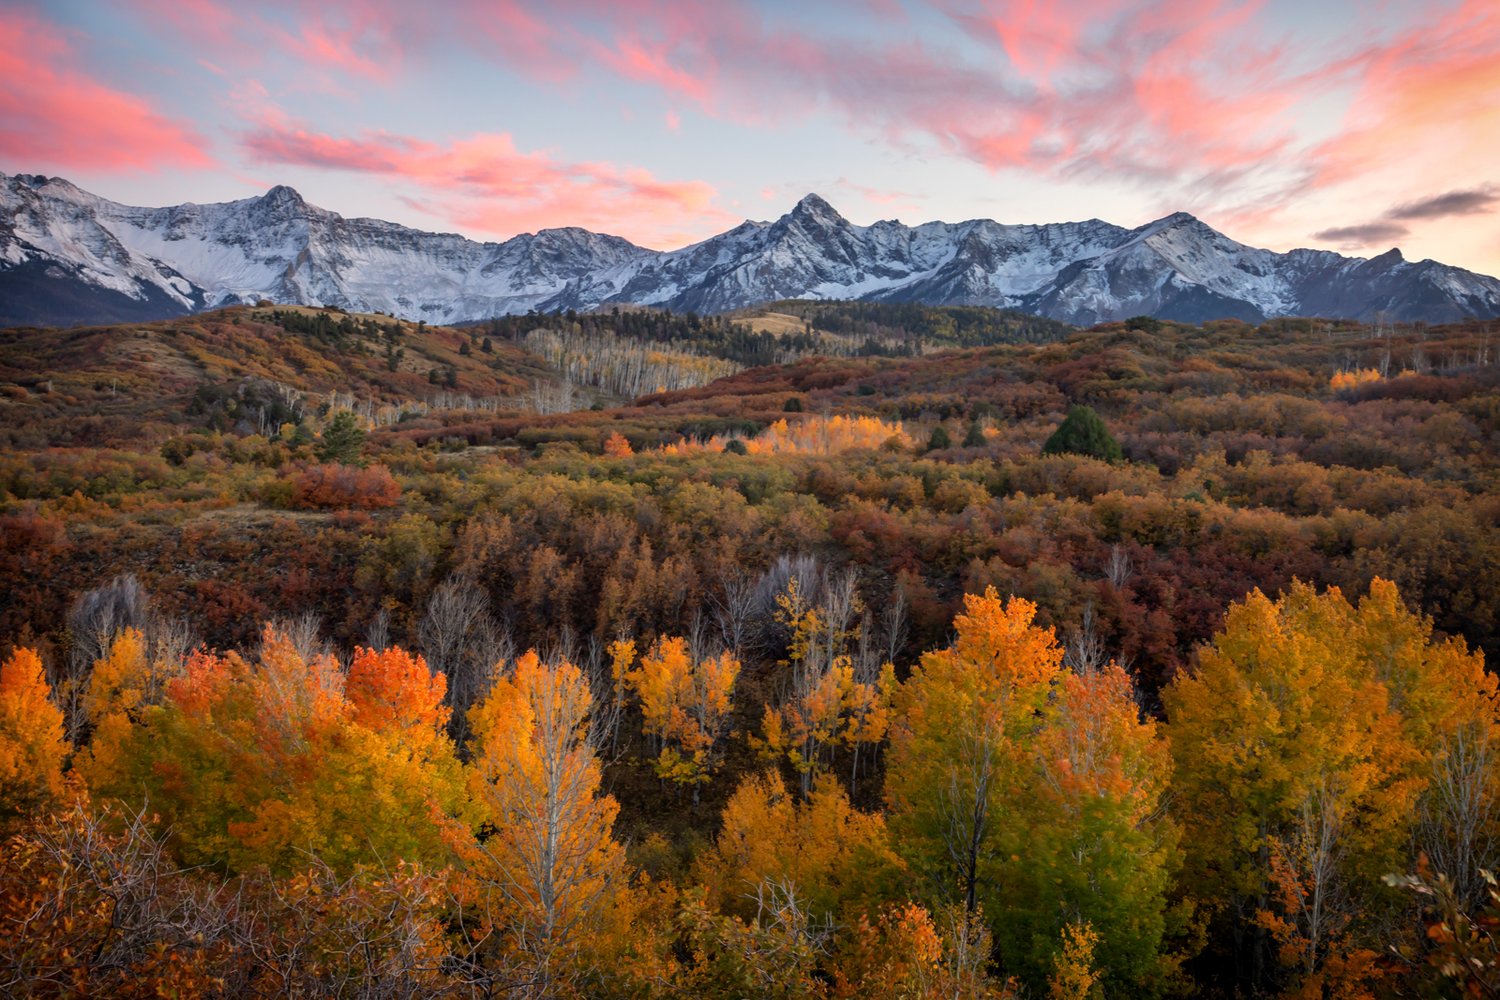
[4,171,1499,328]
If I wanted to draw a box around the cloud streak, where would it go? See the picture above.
[1387,185,1499,220]
[1312,221,1410,248]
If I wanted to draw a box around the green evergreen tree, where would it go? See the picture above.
[316,411,366,465]
[964,420,987,448]
[927,425,952,451]
[1042,405,1123,462]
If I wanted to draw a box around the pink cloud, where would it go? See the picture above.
[965,0,1122,79]
[1311,0,1500,186]
[596,35,714,104]
[0,9,213,172]
[240,118,735,247]
[131,0,576,84]
[917,0,1312,184]
[279,23,394,82]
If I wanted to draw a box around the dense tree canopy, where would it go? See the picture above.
[2,306,1499,995]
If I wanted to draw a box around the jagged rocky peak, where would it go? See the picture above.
[263,183,304,202]
[258,184,309,212]
[788,192,847,225]
[1137,210,1215,236]
[14,174,90,203]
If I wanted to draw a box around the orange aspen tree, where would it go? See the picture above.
[0,647,69,824]
[602,431,634,458]
[85,629,469,873]
[466,650,626,987]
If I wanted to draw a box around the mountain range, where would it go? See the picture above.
[4,171,1499,329]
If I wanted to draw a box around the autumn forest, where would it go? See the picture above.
[2,304,1499,997]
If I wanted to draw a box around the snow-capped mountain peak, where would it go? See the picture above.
[2,172,1498,328]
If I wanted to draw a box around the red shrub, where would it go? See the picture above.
[289,463,401,510]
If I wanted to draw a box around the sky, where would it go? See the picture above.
[3,0,1498,275]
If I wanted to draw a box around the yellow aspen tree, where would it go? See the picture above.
[886,587,1063,915]
[628,636,741,799]
[757,578,849,795]
[1029,661,1178,991]
[1165,581,1427,990]
[888,588,1177,994]
[1049,922,1101,1000]
[599,636,635,755]
[703,769,903,922]
[1345,579,1500,901]
[77,628,190,797]
[80,627,151,728]
[840,659,897,787]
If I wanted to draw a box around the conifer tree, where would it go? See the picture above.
[316,410,366,464]
[1041,405,1122,462]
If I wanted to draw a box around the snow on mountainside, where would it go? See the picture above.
[3,173,1499,329]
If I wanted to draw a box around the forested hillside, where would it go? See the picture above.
[2,308,1498,996]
